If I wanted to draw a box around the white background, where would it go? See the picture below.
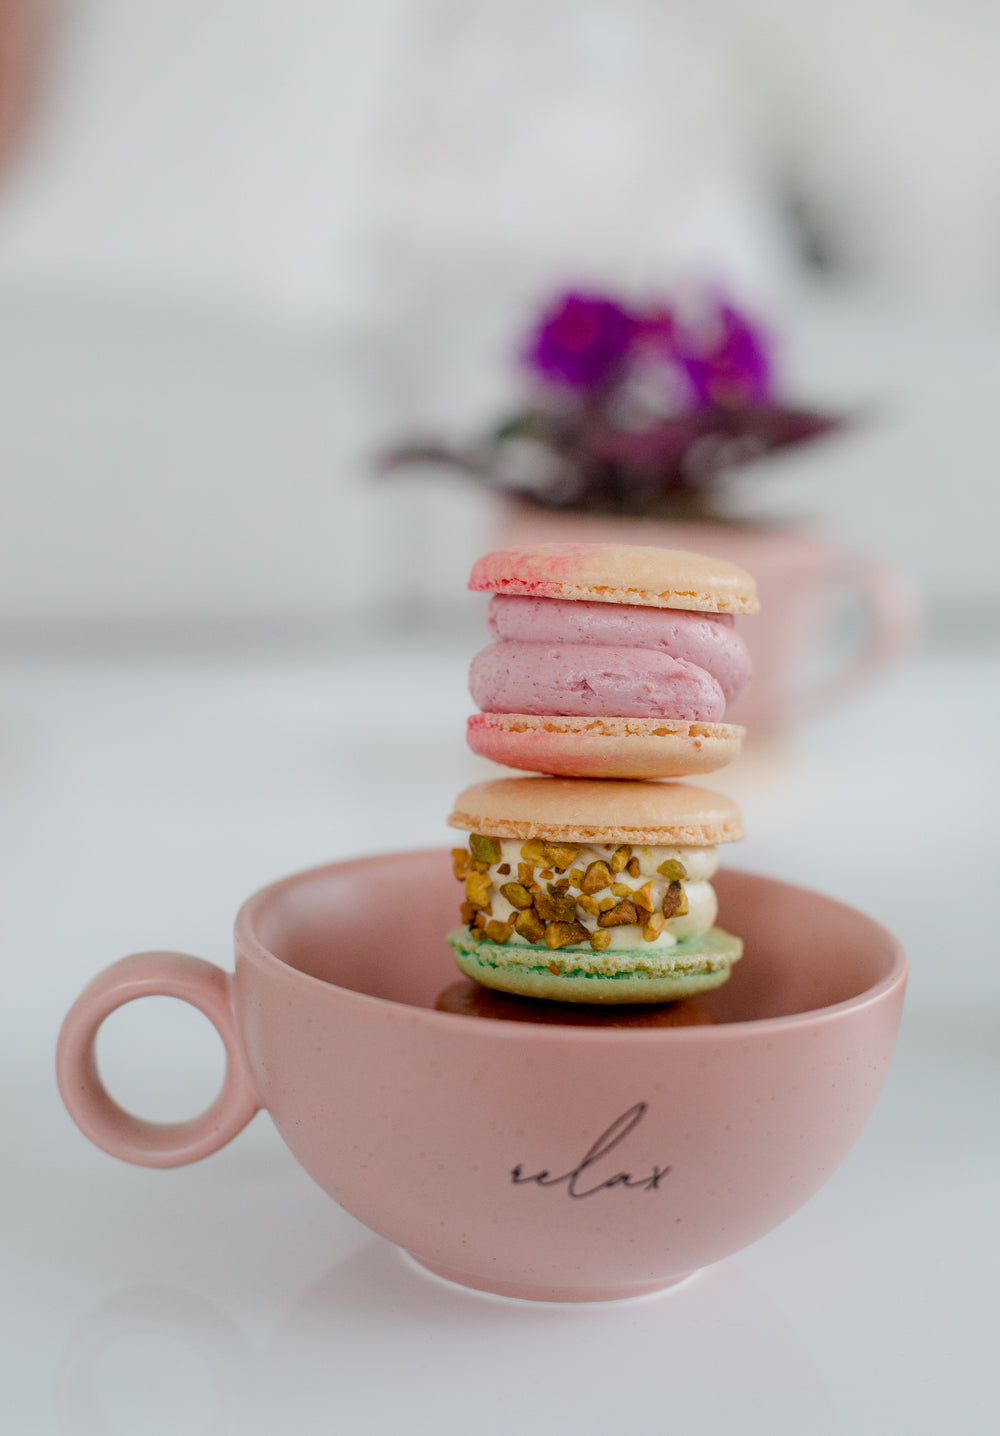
[0,1,998,629]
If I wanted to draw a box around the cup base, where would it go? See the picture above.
[407,1252,697,1304]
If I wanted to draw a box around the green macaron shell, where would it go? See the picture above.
[447,927,742,1005]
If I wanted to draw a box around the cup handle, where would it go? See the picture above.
[793,555,920,721]
[56,952,260,1169]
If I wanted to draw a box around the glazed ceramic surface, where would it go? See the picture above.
[58,851,907,1303]
[498,506,918,737]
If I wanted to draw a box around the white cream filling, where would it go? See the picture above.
[481,839,718,951]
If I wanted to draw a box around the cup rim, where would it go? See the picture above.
[234,848,907,1041]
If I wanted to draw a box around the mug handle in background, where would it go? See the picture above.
[792,555,921,722]
[56,952,260,1169]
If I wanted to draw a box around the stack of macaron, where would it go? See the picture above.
[447,543,758,1005]
[466,544,753,780]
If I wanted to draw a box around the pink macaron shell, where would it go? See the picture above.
[487,594,751,704]
[466,713,744,779]
[469,641,727,722]
[467,542,759,613]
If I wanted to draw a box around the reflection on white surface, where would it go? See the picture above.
[58,1287,248,1436]
[56,1249,837,1436]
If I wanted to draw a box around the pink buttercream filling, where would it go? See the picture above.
[470,641,727,720]
[470,595,750,720]
[487,595,750,703]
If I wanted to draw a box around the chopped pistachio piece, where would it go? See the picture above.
[580,859,613,894]
[657,858,688,882]
[549,879,570,895]
[611,881,632,898]
[470,833,501,864]
[535,892,578,924]
[610,844,632,874]
[497,863,511,876]
[541,842,581,872]
[590,929,612,952]
[544,920,590,950]
[633,881,656,913]
[520,839,547,864]
[598,899,639,928]
[499,881,533,910]
[576,893,600,917]
[539,868,554,881]
[597,895,618,913]
[626,856,641,878]
[517,862,534,886]
[484,919,513,944]
[642,912,666,942]
[514,908,546,943]
[465,872,492,909]
[662,881,689,919]
[452,848,471,880]
[459,901,478,925]
[568,867,584,886]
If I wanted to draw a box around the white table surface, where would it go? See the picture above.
[3,633,998,1434]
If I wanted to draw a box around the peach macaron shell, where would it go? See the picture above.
[448,776,743,847]
[467,712,745,780]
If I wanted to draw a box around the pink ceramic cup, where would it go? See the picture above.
[497,504,920,738]
[57,852,906,1303]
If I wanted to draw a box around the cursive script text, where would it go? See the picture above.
[510,1103,670,1198]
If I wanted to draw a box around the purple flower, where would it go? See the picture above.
[674,302,773,409]
[524,292,634,391]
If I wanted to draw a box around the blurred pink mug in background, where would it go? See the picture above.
[499,505,919,739]
[0,0,50,175]
[58,851,906,1303]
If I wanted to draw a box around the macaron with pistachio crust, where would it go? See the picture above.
[466,542,757,780]
[447,777,744,1004]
